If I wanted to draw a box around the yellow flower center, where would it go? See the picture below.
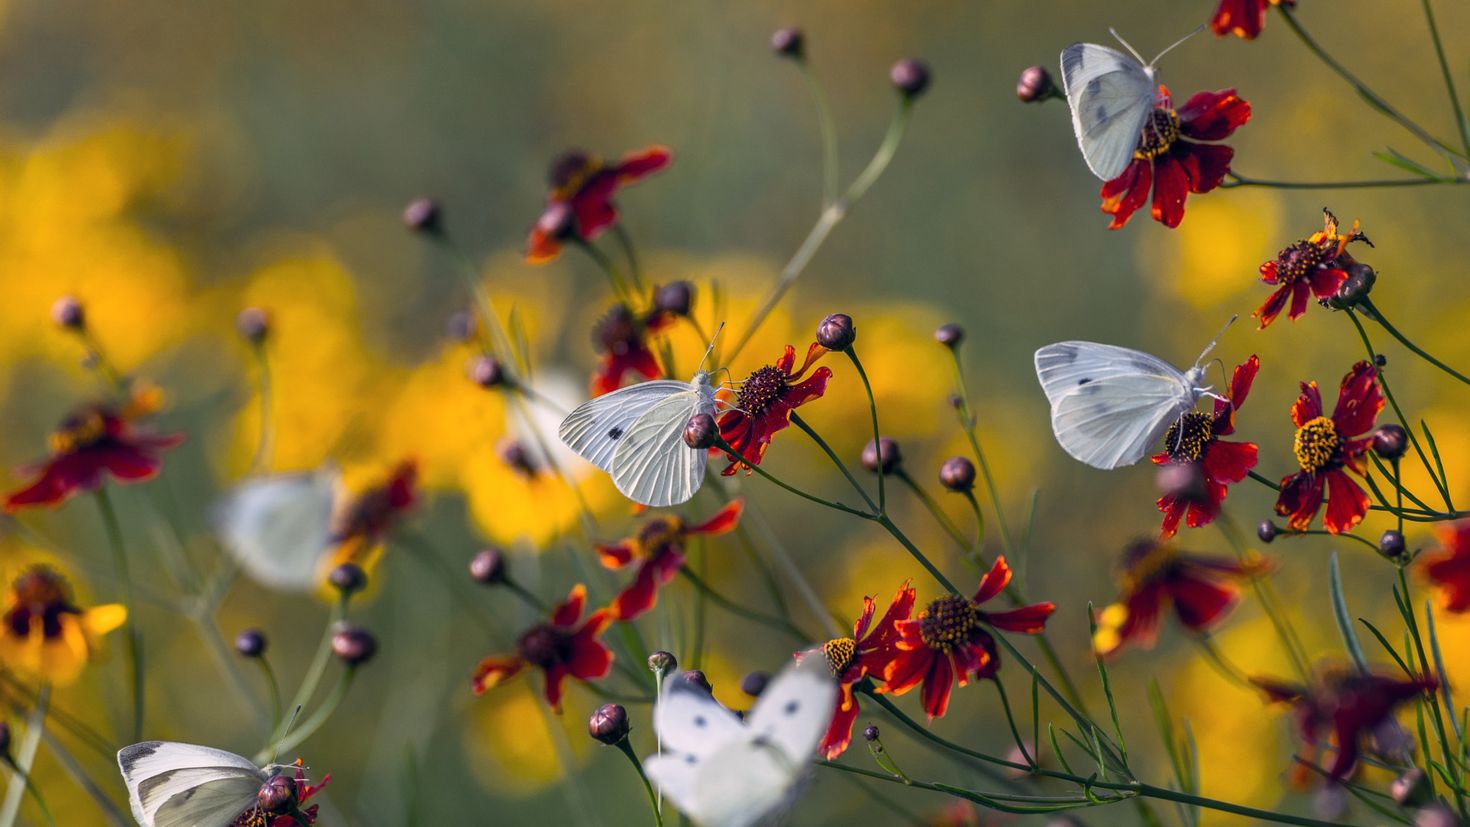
[1162,411,1215,462]
[1293,415,1341,473]
[636,517,685,552]
[917,595,981,653]
[1134,108,1181,161]
[822,637,857,676]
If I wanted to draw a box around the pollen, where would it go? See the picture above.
[1274,240,1329,285]
[1134,108,1181,161]
[917,595,981,653]
[736,365,788,416]
[1162,411,1215,462]
[822,637,857,676]
[1293,415,1342,473]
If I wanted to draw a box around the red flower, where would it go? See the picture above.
[231,761,331,826]
[4,390,183,511]
[1211,0,1294,40]
[717,343,832,475]
[1093,538,1269,657]
[1152,355,1260,538]
[596,499,744,620]
[1253,667,1435,783]
[815,580,916,759]
[328,460,418,571]
[471,583,614,712]
[1275,362,1383,534]
[881,557,1054,720]
[1423,520,1470,613]
[591,303,675,396]
[1254,210,1370,328]
[1100,86,1251,230]
[525,146,671,264]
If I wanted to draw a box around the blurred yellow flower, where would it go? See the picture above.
[0,564,125,687]
[1141,189,1283,311]
[463,685,590,796]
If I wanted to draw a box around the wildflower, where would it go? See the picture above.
[1252,667,1435,783]
[0,566,126,687]
[596,500,744,620]
[882,558,1054,719]
[1254,210,1370,328]
[1152,355,1259,538]
[817,580,916,759]
[525,146,671,264]
[230,761,330,827]
[5,390,183,511]
[327,460,418,574]
[1100,86,1251,230]
[1275,361,1383,534]
[718,342,832,475]
[1211,0,1294,40]
[471,584,614,712]
[1423,520,1470,612]
[591,303,675,396]
[1092,539,1269,656]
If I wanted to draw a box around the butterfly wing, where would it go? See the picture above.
[1060,43,1155,181]
[214,469,339,592]
[744,655,837,763]
[1035,342,1198,470]
[646,674,749,824]
[559,380,691,473]
[118,741,265,827]
[609,386,717,507]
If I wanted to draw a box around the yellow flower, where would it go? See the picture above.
[0,566,125,687]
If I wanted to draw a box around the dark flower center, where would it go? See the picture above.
[1119,539,1179,593]
[5,568,79,640]
[49,410,108,454]
[636,518,684,554]
[1134,108,1181,161]
[1274,240,1329,285]
[548,150,600,195]
[1162,411,1215,462]
[917,595,980,653]
[1293,415,1342,473]
[517,624,574,668]
[822,637,857,677]
[593,305,639,356]
[737,365,789,417]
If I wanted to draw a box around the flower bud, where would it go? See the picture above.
[1156,462,1207,505]
[1257,520,1278,544]
[654,281,694,317]
[401,197,441,235]
[946,393,964,410]
[939,456,975,492]
[535,202,577,241]
[680,670,713,694]
[51,295,85,330]
[1016,65,1057,103]
[862,724,879,742]
[1392,768,1430,807]
[235,307,270,345]
[257,775,297,814]
[588,703,631,745]
[1375,353,1388,367]
[331,622,378,666]
[770,27,803,59]
[933,323,964,348]
[648,650,677,674]
[861,437,902,475]
[445,310,477,344]
[683,413,719,450]
[740,671,769,698]
[1415,803,1460,827]
[469,548,506,585]
[816,313,856,351]
[1380,529,1407,560]
[235,628,268,658]
[469,355,506,389]
[1373,424,1408,461]
[1330,263,1376,309]
[498,438,538,478]
[890,59,931,99]
[328,563,367,597]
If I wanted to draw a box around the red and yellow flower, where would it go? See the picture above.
[591,303,675,396]
[1211,0,1294,40]
[328,460,418,574]
[1423,520,1470,613]
[471,584,614,712]
[881,557,1054,719]
[1100,86,1251,230]
[1254,210,1370,328]
[596,499,744,621]
[718,343,832,475]
[230,761,331,827]
[1152,355,1259,538]
[0,566,126,687]
[525,146,671,264]
[816,580,916,759]
[1093,539,1269,657]
[1275,361,1383,534]
[4,389,183,511]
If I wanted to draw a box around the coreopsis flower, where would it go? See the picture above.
[882,557,1054,719]
[718,343,832,475]
[1092,539,1269,656]
[472,584,614,712]
[0,566,126,687]
[1100,86,1251,229]
[229,761,331,827]
[4,388,182,510]
[525,146,672,264]
[1252,667,1435,783]
[1423,520,1470,612]
[1211,0,1294,40]
[817,580,916,759]
[596,499,745,620]
[327,460,418,574]
[1255,210,1370,328]
[591,303,675,396]
[1152,355,1260,538]
[1275,361,1383,534]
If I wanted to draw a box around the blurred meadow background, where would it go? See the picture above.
[2,0,1470,823]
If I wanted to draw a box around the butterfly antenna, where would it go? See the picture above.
[270,706,305,765]
[1108,28,1148,65]
[697,321,726,373]
[1149,23,1205,67]
[1194,315,1238,367]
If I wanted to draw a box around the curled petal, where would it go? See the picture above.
[1150,154,1189,229]
[1291,381,1324,427]
[472,656,526,695]
[1276,472,1324,531]
[1178,90,1252,140]
[972,557,1013,604]
[552,584,587,628]
[1254,285,1293,329]
[1322,469,1370,534]
[1332,361,1384,437]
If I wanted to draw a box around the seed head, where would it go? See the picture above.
[588,703,631,745]
[862,437,902,475]
[816,313,856,352]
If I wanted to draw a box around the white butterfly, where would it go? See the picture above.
[1034,319,1233,470]
[117,741,299,827]
[558,371,719,508]
[1061,28,1199,181]
[645,655,836,827]
[214,468,340,592]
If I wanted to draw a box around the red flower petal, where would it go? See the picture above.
[972,556,1013,605]
[920,655,955,719]
[471,656,525,695]
[1167,574,1240,630]
[1254,285,1292,329]
[596,541,638,570]
[1100,158,1152,230]
[687,498,744,535]
[820,686,862,760]
[552,584,587,628]
[1150,155,1189,228]
[1178,90,1251,141]
[1180,143,1234,194]
[1202,439,1258,484]
[1157,493,1188,539]
[1332,361,1384,437]
[1291,381,1323,427]
[614,146,673,183]
[983,602,1056,634]
[1211,0,1270,38]
[1322,469,1370,534]
[1308,267,1349,300]
[611,561,662,621]
[1276,472,1324,531]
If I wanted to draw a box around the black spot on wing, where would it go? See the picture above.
[608,426,623,440]
[693,715,706,728]
[1078,378,1091,386]
[784,700,800,715]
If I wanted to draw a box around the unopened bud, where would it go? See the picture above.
[816,313,856,351]
[683,413,719,450]
[648,650,677,674]
[1330,263,1376,309]
[654,281,694,317]
[862,724,879,742]
[770,27,804,59]
[939,456,976,492]
[861,437,902,475]
[469,355,506,389]
[498,438,538,478]
[1380,529,1407,560]
[235,307,270,345]
[1374,353,1388,367]
[331,622,378,666]
[445,310,477,344]
[51,296,85,330]
[680,670,713,694]
[740,671,769,698]
[1373,424,1408,461]
[588,703,631,745]
[469,548,506,585]
[234,628,267,658]
[1257,520,1278,544]
[890,59,931,99]
[402,197,441,235]
[1016,65,1057,103]
[328,563,367,597]
[934,323,964,348]
[257,775,297,814]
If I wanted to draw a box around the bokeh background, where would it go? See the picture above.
[1,0,1469,823]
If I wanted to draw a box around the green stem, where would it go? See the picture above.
[0,686,47,827]
[276,596,347,750]
[1362,298,1470,387]
[678,569,811,642]
[714,436,871,518]
[1217,515,1312,681]
[945,350,1019,558]
[3,761,55,827]
[248,341,276,473]
[896,469,967,550]
[95,490,143,742]
[1248,469,1281,491]
[1396,567,1464,809]
[993,679,1035,768]
[37,727,126,826]
[1221,173,1456,189]
[846,349,886,512]
[1193,636,1252,689]
[573,238,635,307]
[260,668,356,764]
[1418,0,1470,157]
[503,579,550,615]
[615,740,664,827]
[1282,529,1381,554]
[255,656,284,744]
[789,412,879,513]
[797,59,840,208]
[609,224,647,296]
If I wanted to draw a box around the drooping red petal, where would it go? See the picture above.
[1424,526,1470,612]
[861,580,917,650]
[1167,574,1240,631]
[1254,285,1292,329]
[781,367,833,408]
[542,664,570,711]
[1178,90,1251,140]
[1332,361,1384,437]
[852,596,878,642]
[687,498,744,536]
[920,654,955,719]
[983,602,1056,634]
[610,561,663,621]
[1157,493,1188,539]
[1202,439,1258,484]
[972,556,1013,604]
[596,541,639,570]
[471,656,526,695]
[820,685,862,760]
[1215,355,1259,431]
[1291,381,1324,427]
[567,629,615,682]
[1114,584,1166,653]
[1286,282,1312,321]
[525,220,565,264]
[774,344,797,375]
[552,584,587,628]
[1276,472,1324,531]
[1183,479,1226,529]
[1150,155,1189,228]
[613,146,673,183]
[570,172,621,239]
[1100,158,1152,230]
[1177,142,1234,195]
[1322,469,1370,534]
